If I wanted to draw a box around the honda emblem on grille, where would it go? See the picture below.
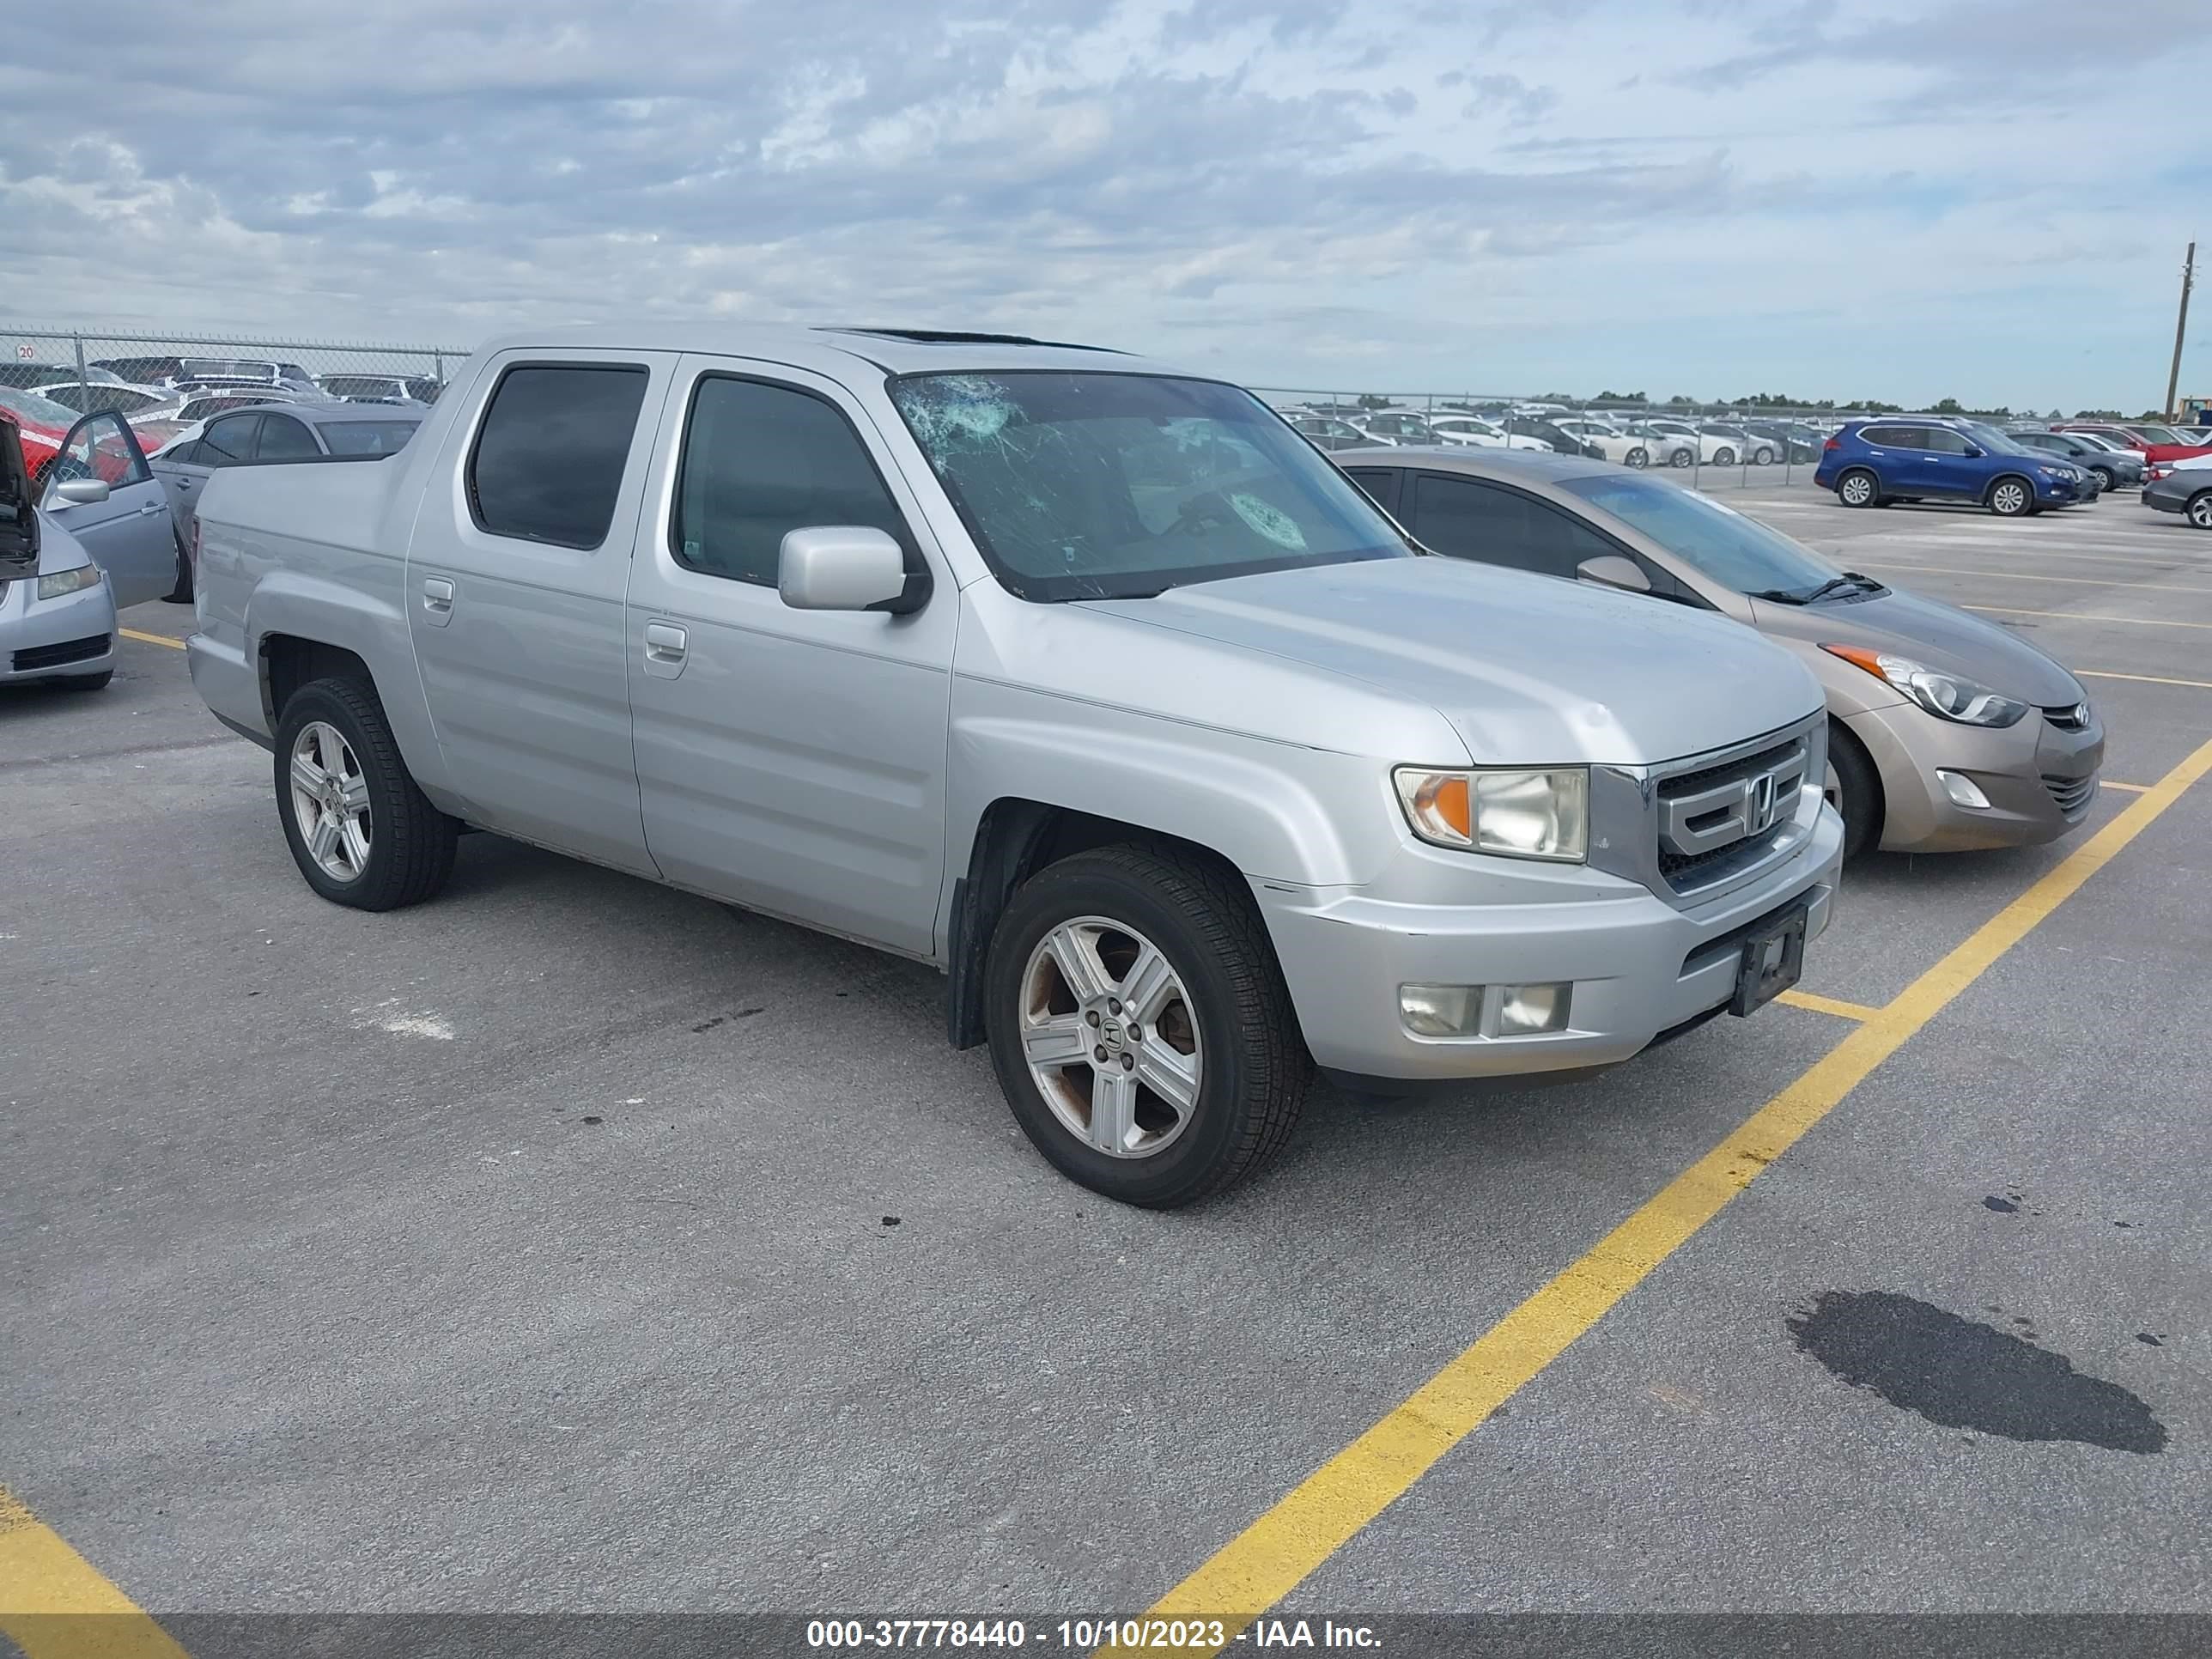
[1747,771,1778,835]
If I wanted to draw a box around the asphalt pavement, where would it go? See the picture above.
[2,479,2207,1647]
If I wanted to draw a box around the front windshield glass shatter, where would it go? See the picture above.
[1559,472,1841,597]
[889,371,1410,601]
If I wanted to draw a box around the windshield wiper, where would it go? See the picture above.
[1746,587,1808,605]
[1800,571,1881,604]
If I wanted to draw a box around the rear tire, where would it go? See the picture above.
[274,677,458,911]
[1987,475,2034,517]
[1836,467,1881,508]
[1824,721,1882,862]
[2186,490,2212,530]
[983,844,1308,1208]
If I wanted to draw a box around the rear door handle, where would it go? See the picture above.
[421,576,455,627]
[642,621,688,680]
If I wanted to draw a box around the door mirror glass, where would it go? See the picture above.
[779,526,908,611]
[1576,554,1651,593]
[52,477,112,506]
[1962,445,1984,459]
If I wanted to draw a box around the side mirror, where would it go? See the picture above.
[1577,555,1651,593]
[1962,445,1984,459]
[779,526,915,612]
[51,477,112,506]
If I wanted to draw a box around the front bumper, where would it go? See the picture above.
[1255,791,1844,1084]
[1848,699,2105,853]
[0,570,119,684]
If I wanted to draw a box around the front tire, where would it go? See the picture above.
[1752,446,1776,465]
[1824,721,1882,862]
[1836,467,1881,508]
[1669,447,1692,468]
[983,844,1307,1207]
[274,677,458,910]
[2089,465,2115,492]
[1714,447,1737,466]
[1987,476,2033,517]
[162,528,193,605]
[1626,447,1650,469]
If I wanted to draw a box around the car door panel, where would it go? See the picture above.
[39,412,175,607]
[624,356,955,957]
[404,350,677,876]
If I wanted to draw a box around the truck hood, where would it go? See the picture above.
[1752,586,2083,706]
[1079,556,1820,768]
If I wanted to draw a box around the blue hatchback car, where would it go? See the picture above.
[1814,416,2087,516]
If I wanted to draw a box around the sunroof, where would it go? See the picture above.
[820,327,1124,353]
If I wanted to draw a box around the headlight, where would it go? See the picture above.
[37,564,103,601]
[1821,645,2028,727]
[1395,767,1589,861]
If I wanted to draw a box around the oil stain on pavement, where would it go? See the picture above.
[1789,1291,2167,1454]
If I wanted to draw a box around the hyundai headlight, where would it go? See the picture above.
[1821,645,2028,727]
[1395,767,1589,861]
[37,564,103,601]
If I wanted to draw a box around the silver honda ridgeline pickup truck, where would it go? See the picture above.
[188,327,1844,1206]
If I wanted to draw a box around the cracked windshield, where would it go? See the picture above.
[889,370,1407,601]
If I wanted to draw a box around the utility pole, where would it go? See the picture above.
[2165,240,2195,419]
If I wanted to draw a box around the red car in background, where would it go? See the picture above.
[0,385,77,478]
[2054,421,2212,469]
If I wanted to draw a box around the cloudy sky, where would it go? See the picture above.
[4,0,2207,409]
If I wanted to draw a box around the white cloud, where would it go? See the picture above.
[1,0,2205,407]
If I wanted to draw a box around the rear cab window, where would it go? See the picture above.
[467,364,651,548]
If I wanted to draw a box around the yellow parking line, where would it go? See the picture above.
[1963,605,2212,629]
[0,1486,188,1657]
[2078,668,2212,690]
[1850,560,2212,594]
[117,629,186,652]
[1117,734,2212,1654]
[1776,988,1879,1021]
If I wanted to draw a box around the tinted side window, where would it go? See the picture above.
[672,376,911,587]
[255,416,322,460]
[1921,428,1972,455]
[201,416,259,465]
[469,363,649,549]
[1342,467,1398,514]
[1860,425,1918,448]
[1411,473,1615,579]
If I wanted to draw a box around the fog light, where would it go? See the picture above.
[1400,984,1482,1038]
[1497,982,1572,1035]
[1936,769,1992,811]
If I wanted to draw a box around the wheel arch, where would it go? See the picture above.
[945,799,1291,1050]
[1985,470,2037,507]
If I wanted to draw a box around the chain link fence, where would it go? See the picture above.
[0,325,471,459]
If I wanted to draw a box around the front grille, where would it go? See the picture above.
[13,634,109,672]
[1655,735,1809,896]
[2043,773,2097,816]
[2041,702,2089,731]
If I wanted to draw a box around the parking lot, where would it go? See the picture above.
[3,477,2209,1649]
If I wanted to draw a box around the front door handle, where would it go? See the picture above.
[642,621,688,680]
[421,576,455,627]
[138,501,164,516]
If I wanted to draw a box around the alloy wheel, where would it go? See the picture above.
[288,720,373,882]
[1018,916,1202,1159]
[2189,493,2212,530]
[1991,480,2028,515]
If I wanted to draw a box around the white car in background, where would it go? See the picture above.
[1643,418,1736,464]
[1551,417,1663,468]
[1426,415,1551,452]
